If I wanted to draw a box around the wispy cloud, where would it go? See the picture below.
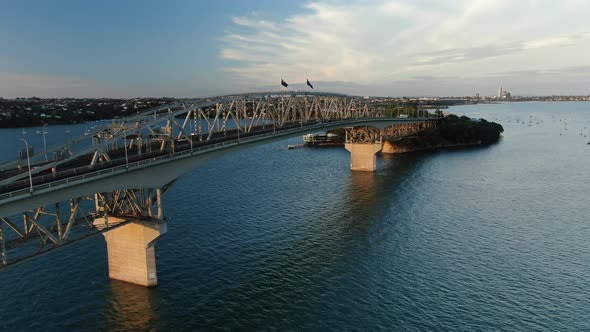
[412,75,461,81]
[521,33,590,49]
[493,65,590,77]
[0,72,122,98]
[409,32,590,68]
[0,72,88,90]
[231,16,281,31]
[219,0,590,94]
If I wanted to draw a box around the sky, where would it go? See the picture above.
[1,0,590,98]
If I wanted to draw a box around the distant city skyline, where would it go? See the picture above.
[1,0,590,98]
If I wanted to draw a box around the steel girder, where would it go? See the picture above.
[0,94,378,187]
[0,182,173,266]
[345,120,439,144]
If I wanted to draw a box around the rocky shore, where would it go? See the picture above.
[382,133,482,154]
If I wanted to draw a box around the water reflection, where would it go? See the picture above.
[174,165,401,328]
[346,172,378,213]
[344,152,426,220]
[229,153,428,329]
[103,280,161,331]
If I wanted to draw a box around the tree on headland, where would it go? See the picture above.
[440,114,504,144]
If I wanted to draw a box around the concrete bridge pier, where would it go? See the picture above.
[90,188,169,287]
[345,126,384,172]
[345,143,383,171]
[100,219,167,287]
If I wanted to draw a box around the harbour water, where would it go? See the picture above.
[0,102,589,331]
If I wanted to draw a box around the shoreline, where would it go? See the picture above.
[293,138,490,154]
[381,140,484,154]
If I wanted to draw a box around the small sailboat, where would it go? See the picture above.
[21,128,27,135]
[84,126,90,136]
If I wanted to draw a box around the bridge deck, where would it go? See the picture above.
[0,118,436,215]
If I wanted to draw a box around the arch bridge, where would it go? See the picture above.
[0,91,439,286]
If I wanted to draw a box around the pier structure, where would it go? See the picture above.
[345,121,438,171]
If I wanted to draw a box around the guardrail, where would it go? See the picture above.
[0,139,237,201]
[0,117,436,202]
[0,120,343,201]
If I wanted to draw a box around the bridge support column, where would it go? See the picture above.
[345,143,383,172]
[101,219,167,287]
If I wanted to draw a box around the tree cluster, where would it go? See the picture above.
[439,114,504,144]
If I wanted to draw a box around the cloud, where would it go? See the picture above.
[493,65,590,78]
[521,33,590,49]
[0,72,88,90]
[219,0,590,95]
[231,16,281,31]
[408,32,590,70]
[490,69,545,77]
[412,75,461,80]
[0,72,126,98]
[411,43,522,66]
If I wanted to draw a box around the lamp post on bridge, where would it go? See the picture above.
[42,124,48,161]
[122,122,129,169]
[300,109,303,129]
[272,108,276,134]
[236,108,240,143]
[20,138,33,193]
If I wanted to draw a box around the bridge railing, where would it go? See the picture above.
[0,140,234,201]
[0,119,344,201]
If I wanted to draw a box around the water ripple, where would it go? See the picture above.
[0,102,589,330]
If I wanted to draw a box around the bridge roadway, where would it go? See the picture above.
[0,117,430,219]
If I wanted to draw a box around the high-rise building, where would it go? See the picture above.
[497,86,503,98]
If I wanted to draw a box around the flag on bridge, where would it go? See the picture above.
[306,79,314,89]
[281,78,288,88]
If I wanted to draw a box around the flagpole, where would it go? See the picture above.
[281,77,287,94]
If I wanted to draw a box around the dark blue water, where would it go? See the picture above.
[0,102,589,331]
